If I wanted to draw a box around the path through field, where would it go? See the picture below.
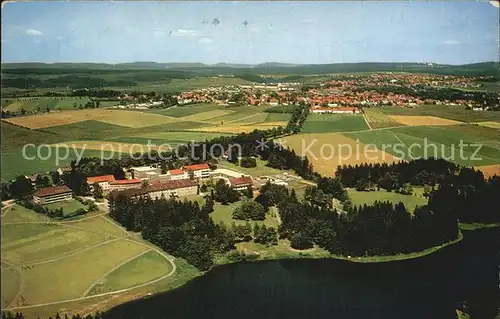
[0,209,177,311]
[362,113,373,130]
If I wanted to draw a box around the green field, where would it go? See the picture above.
[45,199,87,216]
[41,120,128,140]
[67,215,128,237]
[1,148,120,182]
[131,131,233,141]
[2,224,107,264]
[1,268,20,308]
[2,204,52,223]
[210,202,280,229]
[342,124,500,165]
[0,206,174,309]
[147,103,227,117]
[363,108,403,128]
[2,97,93,112]
[87,250,173,296]
[377,105,500,122]
[109,77,253,93]
[347,189,428,212]
[301,114,369,133]
[20,239,148,303]
[1,103,289,181]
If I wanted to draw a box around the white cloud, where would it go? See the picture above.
[443,40,461,45]
[25,29,43,36]
[490,1,499,8]
[199,37,213,44]
[171,29,200,37]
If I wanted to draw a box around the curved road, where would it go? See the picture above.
[1,212,177,311]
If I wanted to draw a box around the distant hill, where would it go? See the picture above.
[254,62,304,68]
[2,61,498,77]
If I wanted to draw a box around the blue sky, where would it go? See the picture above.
[1,1,499,65]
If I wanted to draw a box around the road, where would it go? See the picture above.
[1,207,177,312]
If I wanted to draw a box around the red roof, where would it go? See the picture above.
[150,179,197,191]
[168,169,186,175]
[184,163,209,171]
[87,175,116,184]
[110,179,197,199]
[230,176,253,187]
[34,185,72,197]
[110,178,142,185]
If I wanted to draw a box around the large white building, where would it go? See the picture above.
[131,166,161,179]
[184,163,210,180]
[167,169,189,181]
[87,175,116,191]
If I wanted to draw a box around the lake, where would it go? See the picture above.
[106,228,499,319]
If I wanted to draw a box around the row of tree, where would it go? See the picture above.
[427,167,500,223]
[265,182,459,256]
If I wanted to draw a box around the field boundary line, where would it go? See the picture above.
[225,112,263,124]
[390,131,415,158]
[362,113,373,130]
[2,211,108,226]
[81,249,153,297]
[2,238,177,311]
[2,239,120,269]
[1,206,14,218]
[2,259,26,308]
[100,215,130,237]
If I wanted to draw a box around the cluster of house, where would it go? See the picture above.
[323,73,485,90]
[32,163,257,205]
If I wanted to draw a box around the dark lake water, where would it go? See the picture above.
[106,228,500,319]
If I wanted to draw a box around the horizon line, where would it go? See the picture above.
[1,60,498,66]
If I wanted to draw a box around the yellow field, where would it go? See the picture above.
[363,108,402,128]
[388,115,461,126]
[253,121,288,128]
[187,121,287,134]
[4,109,179,129]
[476,121,500,129]
[284,133,398,176]
[50,140,174,153]
[3,102,24,112]
[475,164,500,179]
[179,110,234,122]
[222,113,270,124]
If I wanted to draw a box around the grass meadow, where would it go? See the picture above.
[0,206,174,310]
[2,97,93,112]
[301,114,369,133]
[347,188,428,212]
[87,250,173,296]
[1,103,291,180]
[45,199,87,216]
[377,104,500,122]
[210,202,280,229]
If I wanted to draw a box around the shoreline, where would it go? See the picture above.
[4,225,485,317]
[216,230,464,266]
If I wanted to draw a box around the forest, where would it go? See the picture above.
[335,158,458,188]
